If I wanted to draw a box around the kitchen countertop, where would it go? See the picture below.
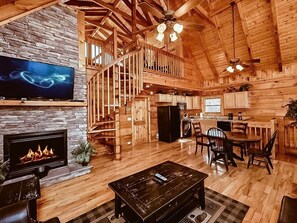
[183,116,253,122]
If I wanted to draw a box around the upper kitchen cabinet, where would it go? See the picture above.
[223,92,250,109]
[192,96,201,109]
[175,95,186,103]
[155,94,173,103]
[186,96,193,109]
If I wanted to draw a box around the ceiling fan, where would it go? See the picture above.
[225,1,260,73]
[138,0,205,42]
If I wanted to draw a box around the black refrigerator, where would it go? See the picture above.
[157,106,181,143]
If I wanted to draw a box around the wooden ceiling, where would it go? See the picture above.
[1,0,297,81]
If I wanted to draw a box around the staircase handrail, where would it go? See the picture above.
[89,49,141,81]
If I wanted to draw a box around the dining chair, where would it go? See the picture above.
[247,130,278,174]
[232,122,248,159]
[207,127,233,172]
[192,121,211,158]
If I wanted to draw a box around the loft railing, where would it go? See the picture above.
[123,39,184,78]
[139,42,184,77]
[85,29,117,70]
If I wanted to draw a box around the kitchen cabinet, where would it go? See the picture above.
[186,96,192,109]
[223,92,249,109]
[155,95,201,109]
[175,95,186,103]
[155,94,172,103]
[192,96,201,109]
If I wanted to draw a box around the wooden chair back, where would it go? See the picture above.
[263,131,278,156]
[192,121,203,135]
[207,128,232,153]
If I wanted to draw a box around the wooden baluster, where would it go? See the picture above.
[97,72,100,122]
[118,62,121,107]
[92,75,96,124]
[113,64,115,111]
[107,67,110,114]
[87,80,91,128]
[124,57,126,105]
[140,48,144,90]
[136,52,139,93]
[128,55,131,101]
[133,54,135,98]
[102,70,104,118]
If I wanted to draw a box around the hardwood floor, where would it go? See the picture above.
[38,139,297,223]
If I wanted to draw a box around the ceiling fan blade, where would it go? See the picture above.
[133,24,158,35]
[242,58,261,64]
[241,63,250,68]
[179,21,205,32]
[174,0,204,18]
[138,2,164,18]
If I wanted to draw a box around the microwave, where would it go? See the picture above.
[177,102,187,111]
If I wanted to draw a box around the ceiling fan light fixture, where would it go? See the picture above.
[170,32,178,42]
[157,23,166,33]
[236,64,244,71]
[173,23,183,33]
[156,33,164,42]
[227,65,235,73]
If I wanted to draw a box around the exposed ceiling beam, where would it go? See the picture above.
[0,0,59,26]
[132,0,137,40]
[175,0,204,18]
[133,24,157,35]
[91,0,121,37]
[194,5,215,27]
[209,0,242,17]
[86,19,131,39]
[110,14,132,36]
[140,7,153,26]
[237,2,256,76]
[270,0,283,72]
[121,0,148,25]
[89,0,148,26]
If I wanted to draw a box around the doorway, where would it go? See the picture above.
[132,97,151,146]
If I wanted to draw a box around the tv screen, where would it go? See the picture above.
[0,55,74,100]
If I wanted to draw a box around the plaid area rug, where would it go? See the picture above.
[67,188,249,223]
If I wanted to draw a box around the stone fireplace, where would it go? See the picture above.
[0,5,89,186]
[4,130,67,179]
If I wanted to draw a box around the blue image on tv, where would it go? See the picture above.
[0,55,74,99]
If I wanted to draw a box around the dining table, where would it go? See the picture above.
[202,130,262,166]
[225,132,262,160]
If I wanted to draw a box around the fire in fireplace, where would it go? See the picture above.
[4,130,67,179]
[20,145,56,164]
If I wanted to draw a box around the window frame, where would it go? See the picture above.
[202,96,223,115]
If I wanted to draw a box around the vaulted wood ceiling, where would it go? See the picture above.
[1,0,297,81]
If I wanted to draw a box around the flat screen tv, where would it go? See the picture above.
[0,55,75,100]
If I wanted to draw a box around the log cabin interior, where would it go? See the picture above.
[0,0,297,222]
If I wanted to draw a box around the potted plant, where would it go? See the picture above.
[72,141,97,166]
[239,83,252,91]
[0,159,9,184]
[283,99,297,125]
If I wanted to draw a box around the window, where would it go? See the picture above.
[204,98,221,113]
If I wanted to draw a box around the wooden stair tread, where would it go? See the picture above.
[91,136,117,139]
[89,128,118,133]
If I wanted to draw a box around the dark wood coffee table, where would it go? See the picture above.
[108,161,208,223]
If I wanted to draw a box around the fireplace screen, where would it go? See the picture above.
[4,130,67,178]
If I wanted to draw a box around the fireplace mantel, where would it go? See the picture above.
[0,100,87,107]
